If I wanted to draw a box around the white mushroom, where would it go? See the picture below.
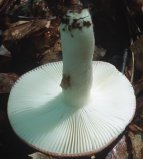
[8,8,136,158]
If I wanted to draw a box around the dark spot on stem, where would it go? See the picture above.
[60,74,71,89]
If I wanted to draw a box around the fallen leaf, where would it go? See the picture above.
[128,131,143,159]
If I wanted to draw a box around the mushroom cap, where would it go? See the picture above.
[8,61,136,157]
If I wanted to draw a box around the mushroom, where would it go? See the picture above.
[8,7,136,158]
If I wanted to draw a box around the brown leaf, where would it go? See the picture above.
[3,20,49,41]
[134,78,143,95]
[106,136,128,159]
[0,0,13,13]
[128,131,143,159]
[0,73,19,93]
[29,152,55,159]
[137,94,143,112]
[129,124,143,132]
[130,37,143,73]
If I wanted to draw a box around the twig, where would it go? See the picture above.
[122,49,128,74]
[130,50,135,83]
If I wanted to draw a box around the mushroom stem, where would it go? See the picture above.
[60,9,95,107]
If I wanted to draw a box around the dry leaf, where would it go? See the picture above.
[29,152,55,159]
[129,124,143,132]
[128,131,143,159]
[106,136,128,159]
[0,73,19,93]
[134,78,143,95]
[3,20,50,41]
[130,37,143,54]
[130,37,143,73]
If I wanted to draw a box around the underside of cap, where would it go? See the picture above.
[8,61,136,157]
